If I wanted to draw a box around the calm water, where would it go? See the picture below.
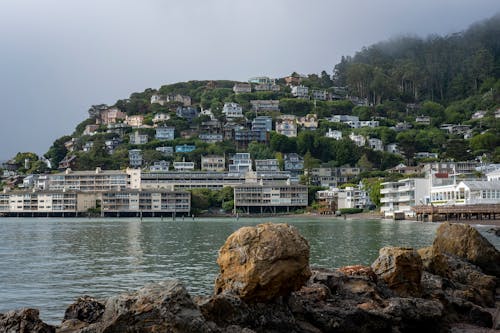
[0,216,498,324]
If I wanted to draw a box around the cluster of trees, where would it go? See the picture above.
[334,14,500,105]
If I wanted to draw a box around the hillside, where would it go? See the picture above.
[4,14,500,184]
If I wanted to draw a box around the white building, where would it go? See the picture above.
[360,120,380,128]
[486,169,500,181]
[325,129,342,140]
[153,113,170,124]
[129,131,148,145]
[276,115,297,137]
[368,138,383,151]
[349,133,366,147]
[380,178,429,218]
[173,161,195,171]
[337,186,369,209]
[150,160,169,172]
[431,180,500,206]
[255,159,280,172]
[229,153,252,174]
[291,85,309,99]
[222,103,244,118]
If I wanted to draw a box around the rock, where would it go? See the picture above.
[433,222,500,277]
[381,297,444,332]
[214,223,311,302]
[63,296,105,324]
[419,246,497,307]
[83,279,213,333]
[371,247,423,297]
[338,265,378,282]
[0,308,55,333]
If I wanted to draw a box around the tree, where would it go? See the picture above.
[45,135,72,169]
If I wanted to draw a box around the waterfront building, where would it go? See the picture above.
[233,183,308,214]
[129,149,143,167]
[276,115,297,137]
[155,126,175,141]
[222,103,244,119]
[337,186,369,209]
[45,168,136,192]
[430,180,500,206]
[129,131,148,145]
[380,178,429,218]
[101,190,191,217]
[487,168,500,181]
[201,155,226,172]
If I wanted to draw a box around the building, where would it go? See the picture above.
[101,190,190,217]
[276,115,297,137]
[430,180,500,206]
[129,131,149,145]
[83,124,100,136]
[291,85,309,99]
[125,115,144,127]
[175,145,196,153]
[199,133,224,143]
[151,94,191,106]
[486,168,500,181]
[284,153,304,181]
[349,133,366,147]
[253,83,280,92]
[233,83,252,94]
[255,159,280,172]
[172,161,195,171]
[311,90,329,101]
[104,137,122,154]
[82,141,94,152]
[155,126,175,141]
[248,76,274,84]
[99,108,126,125]
[129,149,143,167]
[386,143,400,154]
[337,186,369,209]
[325,129,342,140]
[153,113,170,124]
[229,153,252,174]
[43,168,138,192]
[284,75,301,86]
[252,116,273,132]
[309,166,361,188]
[368,138,383,151]
[233,183,308,214]
[176,107,199,121]
[234,128,268,148]
[297,114,318,131]
[150,160,170,172]
[471,110,487,120]
[156,146,174,156]
[360,120,380,128]
[250,100,280,113]
[201,155,226,172]
[222,103,244,119]
[414,152,438,159]
[415,115,431,125]
[380,178,430,218]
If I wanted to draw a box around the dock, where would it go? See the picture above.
[412,204,500,222]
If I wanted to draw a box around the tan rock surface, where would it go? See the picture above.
[371,247,423,297]
[215,223,311,302]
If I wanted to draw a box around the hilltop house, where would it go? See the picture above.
[155,126,175,141]
[222,103,244,119]
[233,83,252,94]
[276,115,297,137]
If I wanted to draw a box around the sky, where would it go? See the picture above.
[0,0,499,161]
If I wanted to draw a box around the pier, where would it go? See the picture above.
[413,204,500,222]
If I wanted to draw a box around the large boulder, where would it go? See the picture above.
[371,247,423,297]
[75,280,213,333]
[433,222,500,277]
[214,223,311,302]
[0,308,55,333]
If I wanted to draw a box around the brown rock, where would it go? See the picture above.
[371,247,423,297]
[433,222,500,277]
[214,223,311,302]
[0,308,55,333]
[338,265,378,282]
[63,296,105,324]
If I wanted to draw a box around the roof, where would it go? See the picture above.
[459,180,500,191]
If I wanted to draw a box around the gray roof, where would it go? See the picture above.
[460,180,500,191]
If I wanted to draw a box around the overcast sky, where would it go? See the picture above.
[0,0,498,160]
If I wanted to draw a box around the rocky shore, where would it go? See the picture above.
[1,222,499,333]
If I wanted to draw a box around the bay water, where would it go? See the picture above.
[0,217,498,324]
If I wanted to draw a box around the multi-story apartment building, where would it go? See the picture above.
[129,149,143,167]
[255,159,280,172]
[150,160,169,172]
[380,178,429,218]
[291,85,309,99]
[252,116,273,132]
[229,153,252,174]
[222,103,244,119]
[233,183,308,214]
[284,153,304,182]
[129,131,149,145]
[201,155,226,172]
[43,168,135,192]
